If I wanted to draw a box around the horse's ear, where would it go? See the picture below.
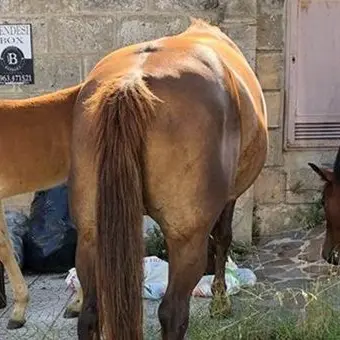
[308,162,334,183]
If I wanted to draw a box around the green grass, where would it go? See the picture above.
[295,197,325,230]
[144,226,168,261]
[229,241,257,263]
[145,277,340,340]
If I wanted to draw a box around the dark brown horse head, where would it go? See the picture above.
[308,147,340,265]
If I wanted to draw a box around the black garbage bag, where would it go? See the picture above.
[23,183,77,273]
[5,210,29,269]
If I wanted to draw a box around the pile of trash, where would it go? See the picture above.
[65,255,257,300]
[7,183,77,273]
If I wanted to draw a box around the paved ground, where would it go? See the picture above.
[242,225,339,290]
[0,224,337,339]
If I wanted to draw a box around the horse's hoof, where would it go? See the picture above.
[209,294,232,319]
[63,308,80,319]
[7,318,26,330]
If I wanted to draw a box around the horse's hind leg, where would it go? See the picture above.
[156,207,222,340]
[209,200,236,318]
[68,172,99,340]
[75,228,98,340]
[0,202,28,329]
[158,232,209,339]
[206,201,235,275]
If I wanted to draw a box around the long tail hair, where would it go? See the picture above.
[86,75,160,339]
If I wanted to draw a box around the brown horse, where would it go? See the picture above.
[0,84,81,328]
[69,18,268,340]
[309,147,340,265]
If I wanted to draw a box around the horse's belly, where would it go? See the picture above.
[0,147,69,198]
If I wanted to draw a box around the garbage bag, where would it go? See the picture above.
[5,210,29,269]
[23,183,77,273]
[66,256,258,300]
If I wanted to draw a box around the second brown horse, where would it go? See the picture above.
[69,18,268,340]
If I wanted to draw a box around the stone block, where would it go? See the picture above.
[0,0,14,16]
[256,52,283,90]
[16,55,82,93]
[286,190,322,205]
[82,0,146,11]
[257,13,284,50]
[265,129,284,167]
[283,149,337,170]
[152,0,256,18]
[257,0,285,15]
[255,203,309,236]
[221,21,256,51]
[0,85,18,95]
[1,18,48,54]
[242,49,256,70]
[254,168,286,204]
[83,53,108,78]
[0,91,41,99]
[15,0,81,14]
[153,0,220,12]
[286,168,324,204]
[49,16,115,54]
[287,168,324,192]
[232,186,254,243]
[218,20,256,69]
[224,0,257,19]
[117,16,189,48]
[264,91,282,128]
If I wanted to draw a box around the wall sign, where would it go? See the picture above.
[0,23,34,85]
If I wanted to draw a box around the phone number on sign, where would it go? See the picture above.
[0,74,32,84]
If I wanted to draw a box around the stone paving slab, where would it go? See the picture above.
[0,274,74,340]
[241,225,340,289]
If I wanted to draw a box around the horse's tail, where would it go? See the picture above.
[87,75,160,340]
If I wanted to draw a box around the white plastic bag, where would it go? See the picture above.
[65,256,257,300]
[143,256,168,300]
[192,257,241,297]
[236,268,257,287]
[65,267,81,292]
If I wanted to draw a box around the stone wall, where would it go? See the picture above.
[0,0,258,99]
[253,0,336,236]
[0,0,257,241]
[0,0,334,240]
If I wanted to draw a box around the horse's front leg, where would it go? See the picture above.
[0,201,29,329]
